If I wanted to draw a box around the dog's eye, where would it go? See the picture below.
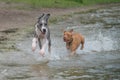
[44,23,47,26]
[39,23,42,26]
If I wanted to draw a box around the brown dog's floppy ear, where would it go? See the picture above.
[69,29,73,33]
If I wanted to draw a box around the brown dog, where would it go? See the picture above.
[63,29,85,55]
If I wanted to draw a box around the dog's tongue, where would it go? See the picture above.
[41,31,45,35]
[42,32,45,35]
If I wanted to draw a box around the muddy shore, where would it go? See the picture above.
[0,3,120,31]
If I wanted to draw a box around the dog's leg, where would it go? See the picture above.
[80,39,85,50]
[70,44,77,56]
[80,42,84,50]
[38,38,44,56]
[32,38,37,51]
[32,30,38,51]
[39,39,48,57]
[38,38,42,49]
[66,43,70,49]
[48,39,51,53]
[47,29,51,53]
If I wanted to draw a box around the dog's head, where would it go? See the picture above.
[63,29,73,43]
[36,13,50,35]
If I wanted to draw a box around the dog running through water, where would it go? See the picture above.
[63,29,85,56]
[32,13,51,56]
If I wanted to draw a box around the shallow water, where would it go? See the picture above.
[0,5,120,80]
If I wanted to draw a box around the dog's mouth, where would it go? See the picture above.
[63,38,66,42]
[63,37,73,43]
[41,29,46,35]
[41,31,45,35]
[63,38,69,42]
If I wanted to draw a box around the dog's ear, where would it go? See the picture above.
[45,13,50,22]
[47,13,50,17]
[38,13,44,20]
[69,29,73,33]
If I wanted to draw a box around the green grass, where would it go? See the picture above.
[83,0,120,5]
[0,0,82,8]
[0,0,120,8]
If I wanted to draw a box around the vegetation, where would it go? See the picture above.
[0,0,120,8]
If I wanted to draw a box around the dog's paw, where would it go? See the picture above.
[32,43,36,51]
[39,50,45,57]
[32,47,36,51]
[69,51,76,56]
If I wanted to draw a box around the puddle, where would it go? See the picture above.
[0,5,120,80]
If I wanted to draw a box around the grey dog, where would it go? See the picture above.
[32,13,51,56]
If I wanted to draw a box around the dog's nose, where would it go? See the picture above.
[43,29,46,33]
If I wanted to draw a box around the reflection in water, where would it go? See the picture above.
[0,5,120,80]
